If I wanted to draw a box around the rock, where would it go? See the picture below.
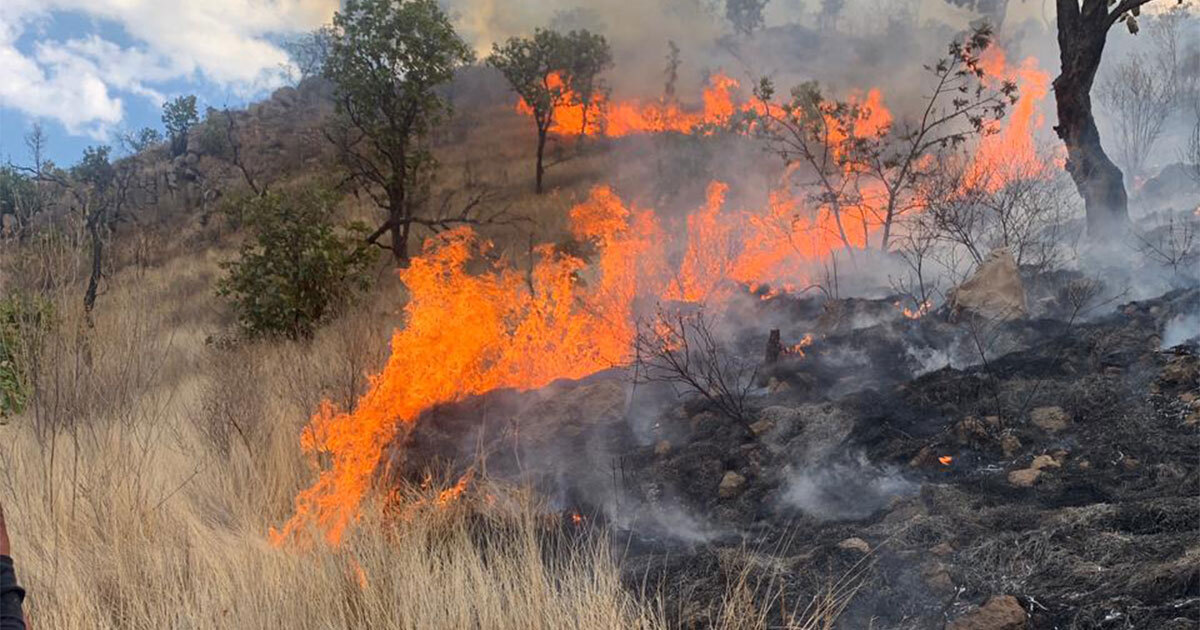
[1029,454,1060,471]
[910,445,938,468]
[1000,434,1021,457]
[946,595,1027,630]
[1030,406,1070,433]
[749,418,775,436]
[718,471,746,498]
[949,248,1027,321]
[767,377,792,394]
[1008,468,1042,487]
[654,440,672,456]
[837,537,870,553]
[922,561,954,592]
[931,542,955,557]
[954,416,988,445]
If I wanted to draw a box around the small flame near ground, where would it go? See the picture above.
[939,456,954,466]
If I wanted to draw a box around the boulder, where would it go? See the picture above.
[1030,406,1070,433]
[949,248,1027,321]
[718,471,746,498]
[837,537,871,553]
[946,595,1027,630]
[1008,468,1041,487]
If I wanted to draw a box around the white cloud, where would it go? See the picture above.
[0,0,337,137]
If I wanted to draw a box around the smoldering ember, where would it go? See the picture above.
[0,1,1197,629]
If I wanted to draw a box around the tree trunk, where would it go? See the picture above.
[388,184,410,263]
[84,212,103,325]
[535,128,548,194]
[1054,5,1131,240]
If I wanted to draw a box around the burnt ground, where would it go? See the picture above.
[385,285,1199,629]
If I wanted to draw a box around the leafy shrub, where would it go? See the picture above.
[0,294,53,417]
[217,189,376,340]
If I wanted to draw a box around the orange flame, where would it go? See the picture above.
[938,456,953,466]
[275,47,1057,546]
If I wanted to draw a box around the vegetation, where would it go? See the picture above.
[216,189,376,340]
[162,95,199,157]
[323,0,474,262]
[488,28,613,193]
[0,295,52,417]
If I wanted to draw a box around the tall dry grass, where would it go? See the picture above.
[0,224,853,629]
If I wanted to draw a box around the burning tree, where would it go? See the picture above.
[745,26,1016,251]
[323,0,475,262]
[1051,0,1183,239]
[488,28,613,194]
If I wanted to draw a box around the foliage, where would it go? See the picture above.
[726,0,770,35]
[487,28,612,192]
[0,294,53,417]
[121,127,164,154]
[216,189,377,340]
[0,166,36,226]
[324,0,474,260]
[162,95,199,157]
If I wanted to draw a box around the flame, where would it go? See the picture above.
[519,72,748,137]
[274,46,1058,547]
[966,49,1054,190]
[787,333,815,357]
[271,195,656,545]
[901,300,932,319]
[569,512,584,525]
[938,456,953,466]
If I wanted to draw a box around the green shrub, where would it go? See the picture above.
[0,294,53,417]
[217,189,377,340]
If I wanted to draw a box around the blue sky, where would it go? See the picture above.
[0,1,338,168]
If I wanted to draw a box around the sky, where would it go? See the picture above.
[0,0,339,167]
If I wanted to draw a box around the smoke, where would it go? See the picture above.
[781,454,918,521]
[1162,311,1200,348]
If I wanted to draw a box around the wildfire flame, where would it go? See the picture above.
[273,48,1054,547]
[939,456,954,466]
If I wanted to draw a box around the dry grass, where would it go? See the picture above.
[0,184,855,629]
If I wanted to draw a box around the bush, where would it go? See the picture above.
[0,294,53,417]
[217,189,376,340]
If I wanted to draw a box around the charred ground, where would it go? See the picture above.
[390,279,1199,629]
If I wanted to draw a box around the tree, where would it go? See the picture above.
[1051,0,1180,239]
[197,107,268,196]
[216,189,376,340]
[71,146,117,316]
[488,28,611,193]
[746,26,1015,251]
[324,0,474,262]
[283,25,335,83]
[0,167,36,238]
[726,0,770,36]
[564,30,614,138]
[119,127,164,154]
[1096,53,1174,185]
[162,95,199,157]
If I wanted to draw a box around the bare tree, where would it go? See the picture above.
[634,308,758,427]
[746,25,1016,251]
[1096,53,1174,185]
[921,156,1079,274]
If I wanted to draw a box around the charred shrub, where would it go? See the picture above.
[634,307,758,428]
[217,188,376,340]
